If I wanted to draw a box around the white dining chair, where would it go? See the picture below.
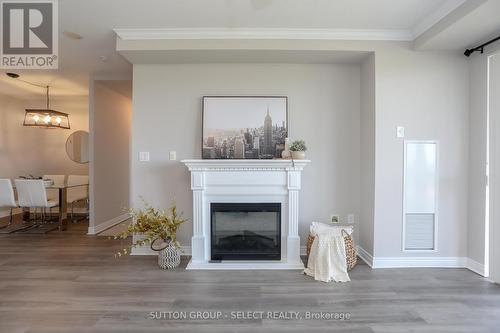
[14,179,59,225]
[43,174,65,203]
[67,175,89,222]
[0,179,17,228]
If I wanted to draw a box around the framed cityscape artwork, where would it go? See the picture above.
[202,96,288,159]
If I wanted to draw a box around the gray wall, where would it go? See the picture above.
[130,47,472,261]
[0,94,89,179]
[132,63,361,246]
[359,53,376,255]
[373,47,470,258]
[90,80,131,232]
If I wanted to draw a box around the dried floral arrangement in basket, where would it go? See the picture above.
[114,199,186,258]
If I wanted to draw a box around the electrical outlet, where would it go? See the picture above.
[169,151,177,161]
[330,214,340,224]
[139,152,150,162]
[347,214,355,224]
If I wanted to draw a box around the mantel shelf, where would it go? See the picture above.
[181,159,311,171]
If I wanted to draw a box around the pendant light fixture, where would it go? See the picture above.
[6,73,71,129]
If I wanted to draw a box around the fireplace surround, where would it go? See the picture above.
[182,159,310,270]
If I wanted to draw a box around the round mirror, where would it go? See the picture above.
[66,130,89,164]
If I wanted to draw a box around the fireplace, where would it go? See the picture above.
[181,159,309,269]
[210,203,281,261]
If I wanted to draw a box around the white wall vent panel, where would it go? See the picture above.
[404,213,435,250]
[403,142,438,251]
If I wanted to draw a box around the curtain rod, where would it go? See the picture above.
[464,35,500,57]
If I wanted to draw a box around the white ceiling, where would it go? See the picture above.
[415,0,500,50]
[0,0,496,99]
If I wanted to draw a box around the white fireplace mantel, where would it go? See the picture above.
[181,159,310,270]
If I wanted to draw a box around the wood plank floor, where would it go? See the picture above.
[1,216,500,332]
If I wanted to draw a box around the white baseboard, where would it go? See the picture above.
[131,242,487,277]
[466,257,486,276]
[356,246,374,267]
[356,245,487,276]
[87,213,130,235]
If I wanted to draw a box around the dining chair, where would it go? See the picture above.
[0,179,17,228]
[67,175,89,222]
[14,179,59,226]
[43,174,65,205]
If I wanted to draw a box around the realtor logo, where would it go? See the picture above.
[1,0,58,69]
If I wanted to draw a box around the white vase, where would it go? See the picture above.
[157,241,181,269]
[281,150,291,159]
[291,151,306,160]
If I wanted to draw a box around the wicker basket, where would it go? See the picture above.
[306,229,357,271]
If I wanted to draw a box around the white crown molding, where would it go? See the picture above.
[115,1,480,45]
[114,28,413,42]
[412,0,468,39]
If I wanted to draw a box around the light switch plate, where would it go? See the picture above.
[169,151,177,161]
[396,126,405,138]
[139,151,150,162]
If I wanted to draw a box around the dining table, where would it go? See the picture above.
[14,182,89,232]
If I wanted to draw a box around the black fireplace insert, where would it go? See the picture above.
[210,203,281,260]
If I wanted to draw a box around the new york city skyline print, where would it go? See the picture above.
[202,96,288,159]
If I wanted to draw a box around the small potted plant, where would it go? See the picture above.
[289,140,307,160]
[115,199,187,269]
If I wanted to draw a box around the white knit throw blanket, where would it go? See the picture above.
[304,229,350,283]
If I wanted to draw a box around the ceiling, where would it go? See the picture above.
[0,0,497,99]
[415,0,500,50]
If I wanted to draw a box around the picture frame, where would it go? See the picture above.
[202,96,288,159]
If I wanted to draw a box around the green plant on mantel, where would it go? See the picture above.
[115,199,187,257]
[289,140,307,152]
